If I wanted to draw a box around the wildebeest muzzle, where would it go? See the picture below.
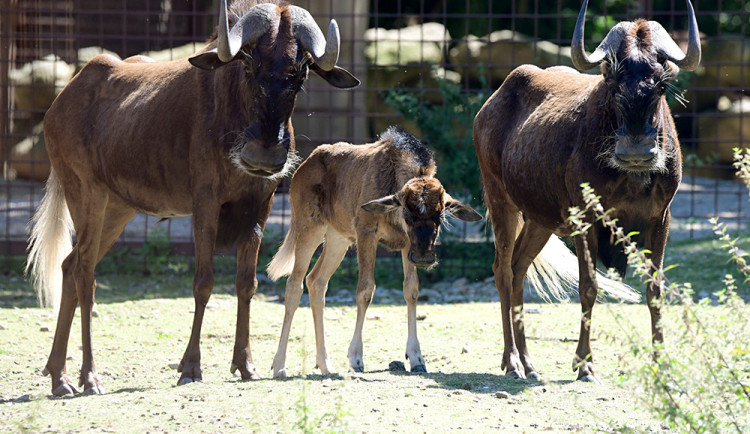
[236,123,291,177]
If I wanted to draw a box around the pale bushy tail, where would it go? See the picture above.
[527,235,641,303]
[267,221,296,281]
[25,170,74,311]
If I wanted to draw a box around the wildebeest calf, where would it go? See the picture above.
[267,127,482,376]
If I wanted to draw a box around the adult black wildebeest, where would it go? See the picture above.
[26,0,359,396]
[266,127,482,377]
[473,0,700,382]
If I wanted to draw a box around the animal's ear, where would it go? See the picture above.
[188,49,230,71]
[310,63,360,89]
[445,199,483,222]
[361,195,401,214]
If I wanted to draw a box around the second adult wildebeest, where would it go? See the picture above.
[473,0,700,382]
[26,0,359,396]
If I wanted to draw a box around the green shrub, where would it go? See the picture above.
[385,76,489,208]
[568,150,750,433]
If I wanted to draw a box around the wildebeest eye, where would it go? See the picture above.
[655,81,667,95]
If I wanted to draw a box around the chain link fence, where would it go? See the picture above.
[1,0,748,274]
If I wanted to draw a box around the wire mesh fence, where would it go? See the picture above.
[1,0,748,275]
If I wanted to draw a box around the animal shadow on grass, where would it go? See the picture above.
[421,371,564,397]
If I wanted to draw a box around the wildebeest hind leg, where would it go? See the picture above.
[486,196,526,378]
[45,258,79,396]
[401,250,426,373]
[48,182,110,395]
[271,224,326,378]
[510,221,551,381]
[306,230,349,374]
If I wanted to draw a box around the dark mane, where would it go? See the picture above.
[618,19,655,61]
[380,126,434,169]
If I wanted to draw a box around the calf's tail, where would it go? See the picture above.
[25,170,74,312]
[267,221,296,281]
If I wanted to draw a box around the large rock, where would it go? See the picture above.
[7,122,50,182]
[139,43,201,63]
[696,96,750,165]
[364,23,454,136]
[450,30,575,86]
[76,46,121,72]
[365,22,449,65]
[9,55,75,113]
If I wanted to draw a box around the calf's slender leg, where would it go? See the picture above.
[306,230,350,374]
[509,221,552,381]
[401,250,426,372]
[271,224,326,378]
[347,233,378,373]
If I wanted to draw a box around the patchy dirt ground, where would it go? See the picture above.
[1,288,679,432]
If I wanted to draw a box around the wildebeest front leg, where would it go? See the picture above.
[230,217,266,380]
[645,212,670,347]
[177,204,220,385]
[347,234,378,373]
[572,231,602,383]
[401,250,426,373]
[510,221,552,381]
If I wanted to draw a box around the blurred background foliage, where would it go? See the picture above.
[370,0,748,41]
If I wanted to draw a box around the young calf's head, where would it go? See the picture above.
[361,177,482,268]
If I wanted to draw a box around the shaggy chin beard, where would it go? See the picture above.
[597,142,672,178]
[230,149,301,182]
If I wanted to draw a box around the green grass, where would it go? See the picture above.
[1,234,747,431]
[1,281,698,432]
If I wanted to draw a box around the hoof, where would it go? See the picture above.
[52,383,78,397]
[231,363,261,380]
[81,385,105,396]
[272,368,287,379]
[506,370,526,380]
[388,361,406,371]
[177,377,201,386]
[578,374,602,384]
[410,365,427,373]
[525,371,542,382]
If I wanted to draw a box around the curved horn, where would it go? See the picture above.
[216,1,277,63]
[216,0,232,62]
[289,6,340,71]
[571,0,633,71]
[648,0,701,71]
